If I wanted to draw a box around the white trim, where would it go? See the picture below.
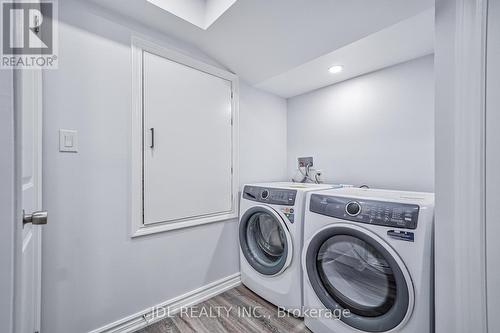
[435,0,488,332]
[130,36,240,237]
[88,273,241,333]
[486,0,500,331]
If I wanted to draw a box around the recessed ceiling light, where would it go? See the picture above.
[328,65,343,74]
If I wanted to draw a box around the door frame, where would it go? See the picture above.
[486,0,500,331]
[435,0,489,332]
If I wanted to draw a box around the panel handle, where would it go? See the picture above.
[150,128,154,149]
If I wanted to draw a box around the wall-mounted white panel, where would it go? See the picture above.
[143,51,233,225]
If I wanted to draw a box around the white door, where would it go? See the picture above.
[12,0,45,331]
[15,68,44,333]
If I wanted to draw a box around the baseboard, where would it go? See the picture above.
[89,273,241,333]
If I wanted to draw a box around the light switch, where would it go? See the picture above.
[59,129,78,152]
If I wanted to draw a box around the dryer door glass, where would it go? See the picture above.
[316,235,396,317]
[305,226,411,332]
[239,207,290,275]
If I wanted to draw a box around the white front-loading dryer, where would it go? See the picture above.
[302,188,434,333]
[239,182,339,314]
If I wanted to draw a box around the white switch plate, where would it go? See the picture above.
[59,129,78,152]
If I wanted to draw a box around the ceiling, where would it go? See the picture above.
[257,8,434,98]
[89,0,435,97]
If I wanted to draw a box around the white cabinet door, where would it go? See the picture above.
[143,51,234,225]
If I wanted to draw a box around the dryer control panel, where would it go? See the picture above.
[243,186,297,206]
[310,194,420,229]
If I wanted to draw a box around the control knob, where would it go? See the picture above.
[346,201,361,216]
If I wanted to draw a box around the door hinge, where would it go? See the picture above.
[231,167,233,174]
[230,91,233,99]
[230,118,233,125]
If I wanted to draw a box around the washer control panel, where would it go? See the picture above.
[243,186,297,206]
[310,194,420,229]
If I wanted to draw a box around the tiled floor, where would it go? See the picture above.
[137,284,310,333]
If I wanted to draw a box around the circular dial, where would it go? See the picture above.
[261,189,269,200]
[345,201,361,216]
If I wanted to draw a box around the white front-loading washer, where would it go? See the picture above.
[239,182,340,314]
[302,188,434,333]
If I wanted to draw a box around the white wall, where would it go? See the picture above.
[287,55,434,192]
[239,81,288,186]
[41,1,286,332]
[434,3,458,331]
[0,70,14,333]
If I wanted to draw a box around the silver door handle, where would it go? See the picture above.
[23,210,48,226]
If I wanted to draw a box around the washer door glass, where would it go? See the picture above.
[305,226,411,332]
[239,207,290,275]
[317,235,396,317]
